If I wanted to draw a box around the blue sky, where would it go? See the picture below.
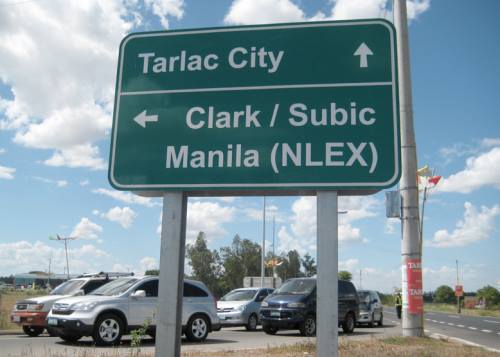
[0,0,499,293]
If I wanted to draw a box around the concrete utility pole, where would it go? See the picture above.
[394,0,424,337]
[456,260,461,314]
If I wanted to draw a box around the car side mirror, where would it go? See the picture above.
[131,290,146,298]
[75,289,84,296]
[256,295,265,302]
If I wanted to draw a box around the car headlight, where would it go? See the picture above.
[287,302,306,308]
[261,301,268,307]
[236,304,247,312]
[26,304,44,311]
[71,301,98,311]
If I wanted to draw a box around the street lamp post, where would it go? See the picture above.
[49,235,78,279]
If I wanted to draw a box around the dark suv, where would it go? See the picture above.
[259,278,359,336]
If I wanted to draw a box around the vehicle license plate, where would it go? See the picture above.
[12,315,20,322]
[47,318,58,326]
[270,311,280,317]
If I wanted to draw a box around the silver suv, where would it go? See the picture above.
[11,272,131,337]
[47,276,220,345]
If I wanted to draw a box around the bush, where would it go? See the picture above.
[476,286,500,307]
[433,285,455,303]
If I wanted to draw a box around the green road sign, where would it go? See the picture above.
[109,20,400,194]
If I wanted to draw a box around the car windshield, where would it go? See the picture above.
[220,289,257,301]
[89,278,138,296]
[357,291,371,303]
[275,279,315,295]
[50,280,86,295]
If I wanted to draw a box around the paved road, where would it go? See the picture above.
[2,310,498,356]
[384,307,500,351]
[0,323,401,356]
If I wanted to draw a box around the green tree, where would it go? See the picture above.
[287,250,303,278]
[301,253,317,277]
[186,232,223,297]
[275,250,304,281]
[476,285,500,307]
[219,235,261,291]
[338,270,352,281]
[144,269,159,276]
[433,285,455,303]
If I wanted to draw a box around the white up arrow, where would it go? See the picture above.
[133,110,158,128]
[354,43,373,68]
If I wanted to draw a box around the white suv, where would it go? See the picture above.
[11,272,130,337]
[47,276,220,345]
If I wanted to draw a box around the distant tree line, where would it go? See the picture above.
[183,232,359,298]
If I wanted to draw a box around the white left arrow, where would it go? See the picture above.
[354,43,373,68]
[134,110,158,128]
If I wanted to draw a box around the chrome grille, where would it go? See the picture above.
[52,303,70,311]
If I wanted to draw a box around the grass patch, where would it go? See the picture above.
[5,337,498,357]
[0,289,43,330]
[424,303,500,318]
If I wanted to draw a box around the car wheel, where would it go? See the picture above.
[245,314,258,331]
[92,313,124,346]
[59,334,82,343]
[378,312,384,327]
[342,312,356,334]
[263,325,278,335]
[300,315,316,337]
[22,325,44,337]
[185,314,209,342]
[368,313,375,328]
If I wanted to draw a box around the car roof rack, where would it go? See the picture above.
[76,271,134,279]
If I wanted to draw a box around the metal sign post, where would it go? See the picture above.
[317,191,338,357]
[155,192,187,357]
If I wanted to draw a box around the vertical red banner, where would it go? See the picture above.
[406,258,423,314]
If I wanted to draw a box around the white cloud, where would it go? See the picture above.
[0,0,183,170]
[144,0,184,28]
[427,202,500,248]
[0,240,115,275]
[140,256,158,273]
[224,0,304,25]
[438,147,500,193]
[0,164,15,179]
[339,258,359,272]
[186,201,236,244]
[277,196,378,254]
[243,204,286,223]
[317,0,390,21]
[482,137,500,147]
[101,206,137,229]
[156,201,237,243]
[80,179,90,186]
[224,0,430,25]
[43,143,107,170]
[34,176,68,187]
[0,148,5,154]
[57,180,68,187]
[71,217,103,240]
[93,188,161,207]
